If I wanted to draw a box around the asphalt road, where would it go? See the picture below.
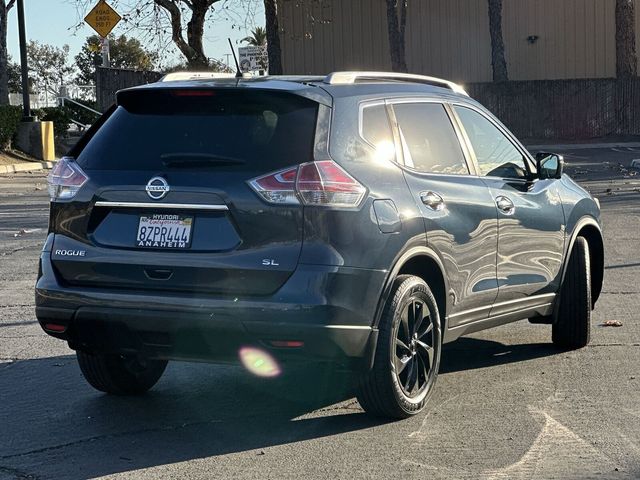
[1,146,639,480]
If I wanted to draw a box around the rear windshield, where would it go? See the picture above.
[76,89,319,171]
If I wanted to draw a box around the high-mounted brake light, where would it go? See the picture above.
[248,160,366,207]
[47,157,89,201]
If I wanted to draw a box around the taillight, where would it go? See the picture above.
[47,157,88,201]
[248,160,366,207]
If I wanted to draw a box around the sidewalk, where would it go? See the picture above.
[0,151,56,175]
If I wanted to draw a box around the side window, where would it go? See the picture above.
[361,104,396,162]
[454,106,528,179]
[392,103,469,175]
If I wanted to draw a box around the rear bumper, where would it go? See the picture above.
[36,252,384,371]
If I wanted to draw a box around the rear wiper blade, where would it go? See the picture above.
[161,153,246,167]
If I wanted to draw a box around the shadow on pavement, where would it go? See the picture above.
[0,355,385,479]
[0,337,565,478]
[440,337,561,374]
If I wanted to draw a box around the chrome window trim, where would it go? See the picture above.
[94,201,229,211]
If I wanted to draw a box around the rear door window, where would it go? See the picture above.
[392,102,469,175]
[76,89,319,172]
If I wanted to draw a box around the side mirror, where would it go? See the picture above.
[535,152,564,179]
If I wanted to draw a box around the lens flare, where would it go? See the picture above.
[373,140,396,162]
[238,347,281,377]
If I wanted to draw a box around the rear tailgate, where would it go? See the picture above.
[50,88,320,296]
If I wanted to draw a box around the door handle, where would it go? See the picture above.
[496,195,515,215]
[420,191,445,211]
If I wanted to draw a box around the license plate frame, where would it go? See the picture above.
[136,213,194,250]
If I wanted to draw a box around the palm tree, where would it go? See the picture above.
[242,26,267,47]
[488,0,508,81]
[385,0,408,72]
[616,0,638,78]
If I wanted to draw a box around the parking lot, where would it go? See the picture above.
[1,145,639,480]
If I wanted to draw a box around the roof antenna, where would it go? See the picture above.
[228,38,243,79]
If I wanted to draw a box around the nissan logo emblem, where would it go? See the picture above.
[145,176,170,200]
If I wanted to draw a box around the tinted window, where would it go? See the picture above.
[361,104,396,162]
[393,103,468,175]
[76,89,318,171]
[454,106,528,179]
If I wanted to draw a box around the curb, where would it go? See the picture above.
[0,161,55,175]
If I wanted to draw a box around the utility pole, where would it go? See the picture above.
[16,0,33,121]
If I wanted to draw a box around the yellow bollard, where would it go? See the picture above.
[40,121,56,161]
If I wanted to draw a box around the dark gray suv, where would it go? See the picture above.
[36,71,604,419]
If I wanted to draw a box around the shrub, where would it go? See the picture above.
[0,105,22,150]
[67,98,100,127]
[37,106,73,137]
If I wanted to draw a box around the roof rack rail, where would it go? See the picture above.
[323,71,468,96]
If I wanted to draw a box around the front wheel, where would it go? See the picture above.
[77,351,167,395]
[357,275,442,419]
[552,236,592,349]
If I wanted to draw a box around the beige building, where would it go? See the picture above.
[277,0,640,82]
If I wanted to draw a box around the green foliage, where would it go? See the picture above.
[75,34,158,85]
[242,26,267,47]
[67,99,100,127]
[34,107,73,137]
[0,105,22,150]
[27,41,74,96]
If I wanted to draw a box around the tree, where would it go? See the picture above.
[27,41,74,103]
[0,0,16,105]
[264,0,282,74]
[242,26,266,46]
[7,56,23,93]
[75,34,158,85]
[488,0,508,82]
[71,1,258,70]
[385,0,408,73]
[616,0,638,78]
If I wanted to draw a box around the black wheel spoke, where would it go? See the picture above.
[396,354,411,375]
[418,319,433,339]
[400,308,410,344]
[413,301,424,336]
[395,337,410,353]
[416,339,434,370]
[403,358,416,391]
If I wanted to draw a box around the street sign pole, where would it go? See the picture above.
[101,37,110,67]
[16,0,33,121]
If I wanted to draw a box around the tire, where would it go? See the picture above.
[76,351,167,395]
[552,236,592,349]
[357,275,442,419]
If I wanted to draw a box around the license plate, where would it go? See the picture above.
[136,214,193,249]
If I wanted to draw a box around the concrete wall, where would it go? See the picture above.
[277,0,639,82]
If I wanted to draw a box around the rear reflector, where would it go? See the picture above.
[44,323,67,333]
[248,160,366,207]
[47,157,89,201]
[269,340,304,348]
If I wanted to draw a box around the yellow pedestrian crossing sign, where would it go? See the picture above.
[84,0,121,38]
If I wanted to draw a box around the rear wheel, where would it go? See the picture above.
[357,275,441,419]
[77,351,167,395]
[552,236,592,349]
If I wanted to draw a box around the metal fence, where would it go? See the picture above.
[467,77,640,140]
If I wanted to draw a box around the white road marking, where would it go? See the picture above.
[481,407,619,479]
